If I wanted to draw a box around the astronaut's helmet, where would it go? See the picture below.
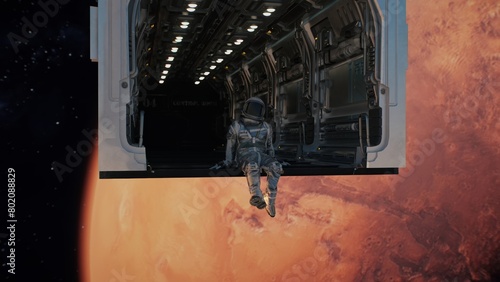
[242,97,265,121]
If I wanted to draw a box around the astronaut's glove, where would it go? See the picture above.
[277,160,290,166]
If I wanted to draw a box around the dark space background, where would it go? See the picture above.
[1,0,98,280]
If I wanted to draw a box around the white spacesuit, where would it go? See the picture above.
[225,97,283,217]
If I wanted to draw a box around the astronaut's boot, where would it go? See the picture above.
[250,195,266,209]
[263,192,276,217]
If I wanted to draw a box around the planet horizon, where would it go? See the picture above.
[81,0,500,281]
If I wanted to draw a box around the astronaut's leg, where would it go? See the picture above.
[242,155,266,209]
[262,160,283,217]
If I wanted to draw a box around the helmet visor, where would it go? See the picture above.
[245,101,264,118]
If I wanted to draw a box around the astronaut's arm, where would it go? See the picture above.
[225,125,237,165]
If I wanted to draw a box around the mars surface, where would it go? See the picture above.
[81,0,500,281]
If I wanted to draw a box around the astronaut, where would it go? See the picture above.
[224,97,283,217]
